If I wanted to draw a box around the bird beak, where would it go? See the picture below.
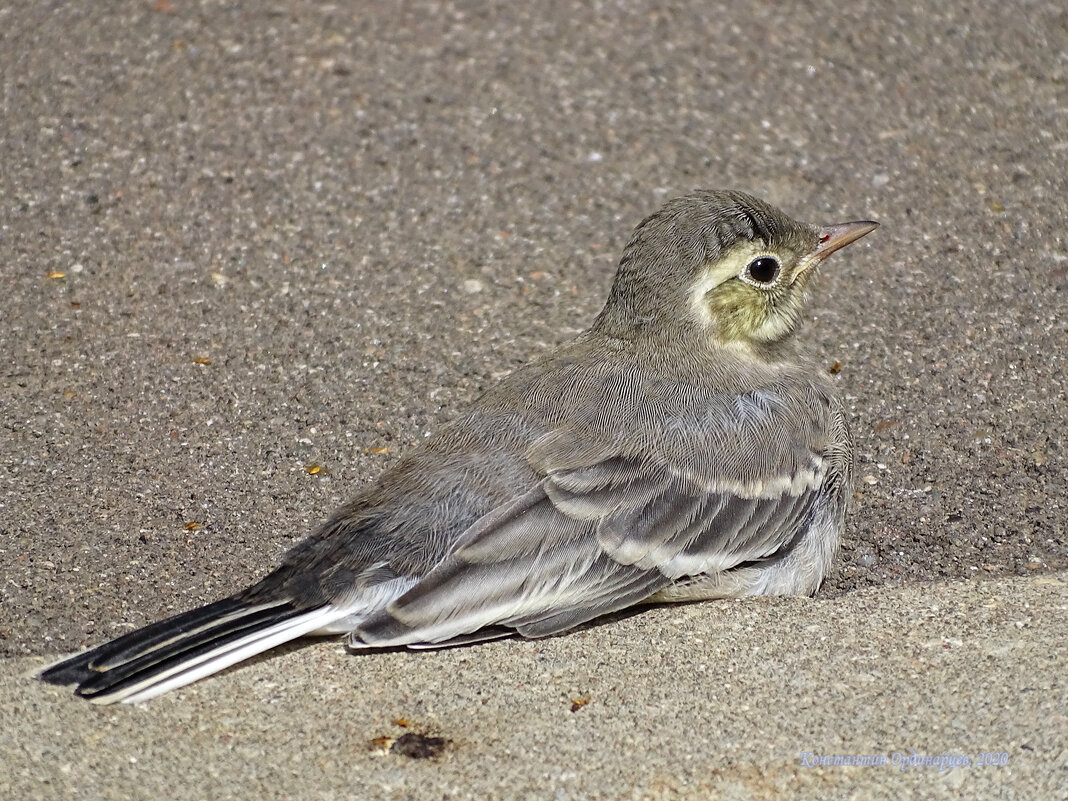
[813,220,879,261]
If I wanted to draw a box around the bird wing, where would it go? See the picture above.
[353,380,835,648]
[351,481,669,645]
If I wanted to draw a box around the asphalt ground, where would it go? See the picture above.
[1,1,1065,799]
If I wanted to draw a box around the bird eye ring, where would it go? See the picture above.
[741,256,781,287]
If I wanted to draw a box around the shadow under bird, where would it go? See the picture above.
[39,189,878,704]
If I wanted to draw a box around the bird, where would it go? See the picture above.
[38,189,877,704]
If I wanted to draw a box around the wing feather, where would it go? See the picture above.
[350,369,840,648]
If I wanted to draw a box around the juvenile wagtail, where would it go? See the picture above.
[39,189,877,703]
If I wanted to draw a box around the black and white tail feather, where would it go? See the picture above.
[36,190,869,705]
[36,600,353,704]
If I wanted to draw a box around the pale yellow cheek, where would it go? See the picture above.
[750,310,795,342]
[706,287,772,342]
[703,285,806,344]
[687,243,808,344]
[687,242,777,327]
[750,292,806,343]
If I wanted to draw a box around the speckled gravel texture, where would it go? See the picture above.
[1,1,1065,799]
[6,576,1067,800]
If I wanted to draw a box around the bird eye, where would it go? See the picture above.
[744,256,781,286]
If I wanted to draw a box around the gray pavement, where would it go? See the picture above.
[1,1,1065,799]
[4,574,1066,800]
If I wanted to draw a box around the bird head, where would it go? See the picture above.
[593,190,877,349]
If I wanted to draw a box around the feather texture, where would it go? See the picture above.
[38,190,872,703]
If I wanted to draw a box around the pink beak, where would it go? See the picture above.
[813,220,879,260]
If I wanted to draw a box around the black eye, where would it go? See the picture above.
[745,256,781,285]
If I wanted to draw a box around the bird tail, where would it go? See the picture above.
[36,597,350,704]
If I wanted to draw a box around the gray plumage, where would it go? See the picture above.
[38,189,877,703]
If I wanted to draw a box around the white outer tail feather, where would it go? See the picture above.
[104,605,350,705]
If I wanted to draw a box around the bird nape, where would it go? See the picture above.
[38,189,877,704]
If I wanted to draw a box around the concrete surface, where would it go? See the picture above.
[5,575,1066,800]
[1,1,1065,799]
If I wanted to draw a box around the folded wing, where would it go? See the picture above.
[354,384,833,647]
